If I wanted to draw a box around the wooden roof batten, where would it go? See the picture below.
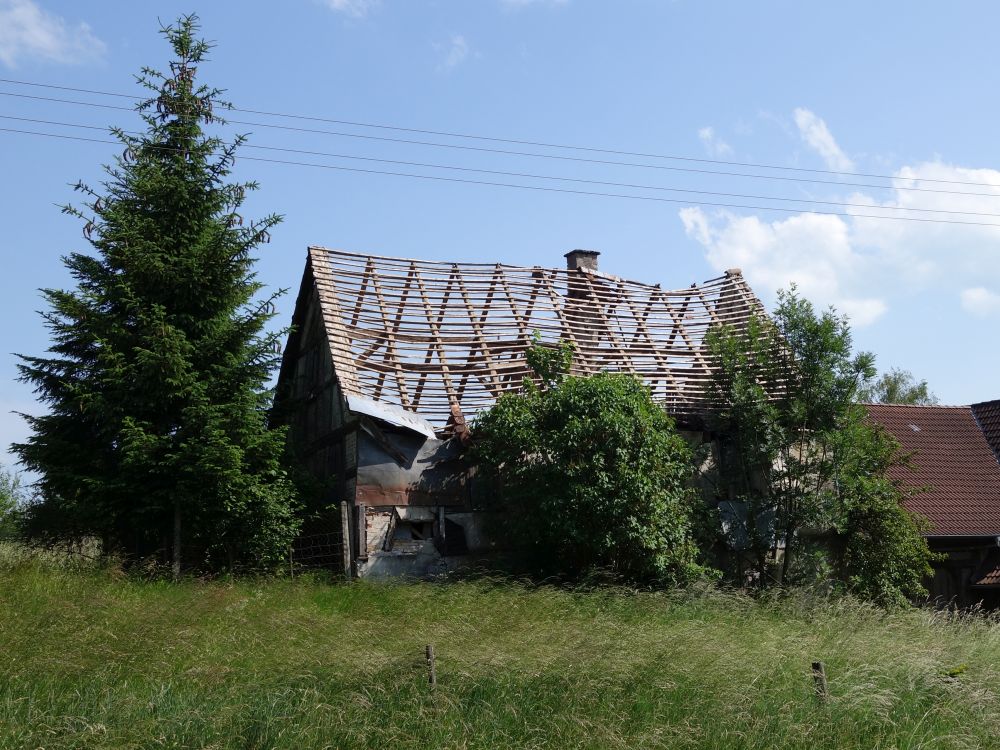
[307,246,764,430]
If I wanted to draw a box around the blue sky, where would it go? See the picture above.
[2,0,1000,468]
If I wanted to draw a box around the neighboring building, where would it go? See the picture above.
[273,246,760,577]
[867,403,1000,606]
[972,399,1000,461]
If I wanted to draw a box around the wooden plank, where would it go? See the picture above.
[306,247,755,427]
[452,265,505,398]
[615,279,681,392]
[309,252,360,394]
[412,263,458,409]
[366,260,413,409]
[578,270,636,375]
[340,500,353,580]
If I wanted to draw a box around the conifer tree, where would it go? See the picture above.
[13,15,299,572]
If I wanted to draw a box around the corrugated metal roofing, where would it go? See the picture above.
[307,247,763,428]
[866,404,1000,536]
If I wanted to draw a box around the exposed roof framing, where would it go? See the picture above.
[307,246,762,428]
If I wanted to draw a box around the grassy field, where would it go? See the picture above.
[2,546,1000,749]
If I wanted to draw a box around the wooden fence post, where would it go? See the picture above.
[340,500,352,580]
[812,661,829,702]
[426,644,436,689]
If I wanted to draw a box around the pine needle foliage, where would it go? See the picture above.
[12,15,299,571]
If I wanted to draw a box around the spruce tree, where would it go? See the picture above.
[13,15,299,572]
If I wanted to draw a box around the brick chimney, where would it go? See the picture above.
[563,250,600,353]
[564,249,600,273]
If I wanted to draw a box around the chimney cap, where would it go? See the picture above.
[564,249,601,259]
[725,267,743,277]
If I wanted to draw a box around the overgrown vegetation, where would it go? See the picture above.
[706,288,936,604]
[1,551,999,750]
[830,420,939,605]
[13,16,297,572]
[0,466,23,539]
[860,367,938,405]
[472,336,709,583]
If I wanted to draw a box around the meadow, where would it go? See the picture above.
[2,544,999,749]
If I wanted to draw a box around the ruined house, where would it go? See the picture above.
[273,246,760,577]
[867,402,1000,606]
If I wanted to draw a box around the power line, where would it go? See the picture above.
[4,125,1000,229]
[1,75,998,189]
[4,113,999,220]
[4,88,1000,200]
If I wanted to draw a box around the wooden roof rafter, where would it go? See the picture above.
[305,246,765,429]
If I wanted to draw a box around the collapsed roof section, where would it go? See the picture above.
[307,246,762,430]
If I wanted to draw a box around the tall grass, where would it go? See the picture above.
[1,543,998,749]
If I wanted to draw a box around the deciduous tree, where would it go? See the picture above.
[706,288,935,603]
[472,336,711,583]
[860,367,937,405]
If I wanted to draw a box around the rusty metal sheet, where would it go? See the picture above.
[356,485,466,507]
[355,428,468,507]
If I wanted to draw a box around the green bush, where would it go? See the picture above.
[706,286,936,603]
[830,417,938,606]
[0,466,23,539]
[472,338,711,583]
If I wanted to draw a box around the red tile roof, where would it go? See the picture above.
[972,549,1000,587]
[972,400,1000,462]
[866,404,1000,536]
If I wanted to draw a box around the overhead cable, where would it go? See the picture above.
[2,113,997,220]
[4,125,1000,228]
[1,75,997,188]
[3,89,1000,199]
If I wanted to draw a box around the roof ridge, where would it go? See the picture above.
[306,245,733,290]
[863,402,971,410]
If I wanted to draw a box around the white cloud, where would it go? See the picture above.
[680,159,1000,327]
[439,35,470,70]
[698,126,733,158]
[0,0,105,68]
[680,207,887,326]
[323,0,379,18]
[961,287,1000,317]
[838,298,889,327]
[793,108,855,172]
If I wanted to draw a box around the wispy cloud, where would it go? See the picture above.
[680,158,1000,327]
[680,207,887,326]
[438,34,470,70]
[961,287,1000,317]
[0,0,105,68]
[793,107,855,172]
[322,0,379,18]
[697,126,733,158]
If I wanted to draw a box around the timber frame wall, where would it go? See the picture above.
[273,261,357,564]
[273,247,768,571]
